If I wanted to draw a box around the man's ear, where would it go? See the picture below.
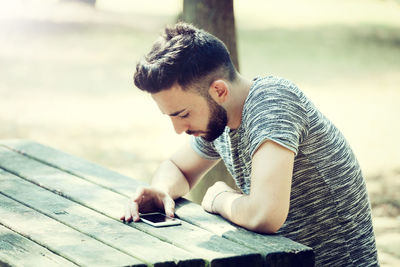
[208,80,229,104]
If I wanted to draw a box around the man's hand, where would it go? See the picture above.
[120,186,175,223]
[201,181,237,214]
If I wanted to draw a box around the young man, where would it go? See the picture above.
[121,22,379,266]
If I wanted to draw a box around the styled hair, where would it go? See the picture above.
[134,22,237,94]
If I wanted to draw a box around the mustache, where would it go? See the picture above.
[186,130,207,135]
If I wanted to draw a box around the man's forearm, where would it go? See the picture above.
[151,159,190,200]
[214,192,252,227]
[214,192,281,234]
[201,182,260,231]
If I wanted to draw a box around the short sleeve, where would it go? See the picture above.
[190,136,221,160]
[245,80,309,157]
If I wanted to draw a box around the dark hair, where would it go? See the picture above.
[134,22,237,94]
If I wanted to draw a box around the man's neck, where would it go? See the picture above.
[226,75,253,129]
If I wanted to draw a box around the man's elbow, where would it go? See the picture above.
[248,220,283,234]
[247,211,287,234]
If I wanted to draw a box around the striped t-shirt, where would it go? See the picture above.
[191,76,379,266]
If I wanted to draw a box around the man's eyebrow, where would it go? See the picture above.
[168,109,186,117]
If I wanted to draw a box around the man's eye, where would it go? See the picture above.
[180,113,189,119]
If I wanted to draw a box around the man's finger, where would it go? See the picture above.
[120,207,127,221]
[130,200,140,222]
[162,196,175,218]
[123,200,132,222]
[120,204,126,221]
[133,186,146,202]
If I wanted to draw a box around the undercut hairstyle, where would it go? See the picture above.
[134,22,237,95]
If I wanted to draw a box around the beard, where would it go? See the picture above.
[202,98,228,142]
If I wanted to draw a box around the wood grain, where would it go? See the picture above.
[0,144,263,266]
[0,194,145,267]
[0,140,314,266]
[0,168,203,267]
[0,224,77,267]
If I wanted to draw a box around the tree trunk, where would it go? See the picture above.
[181,0,240,204]
[181,0,239,71]
[61,0,96,7]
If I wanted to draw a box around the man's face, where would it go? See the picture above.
[151,84,227,141]
[200,96,227,141]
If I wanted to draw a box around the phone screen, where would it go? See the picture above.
[141,213,174,223]
[140,212,181,227]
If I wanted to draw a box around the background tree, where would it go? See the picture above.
[181,0,240,203]
[61,0,96,7]
[181,0,239,71]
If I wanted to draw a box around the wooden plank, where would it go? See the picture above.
[0,139,146,195]
[0,168,204,267]
[0,194,145,267]
[174,198,315,267]
[0,224,77,267]
[0,145,263,267]
[1,140,314,266]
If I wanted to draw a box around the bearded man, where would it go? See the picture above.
[120,22,379,267]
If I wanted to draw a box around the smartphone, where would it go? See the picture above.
[140,212,181,227]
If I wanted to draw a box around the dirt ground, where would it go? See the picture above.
[0,0,399,265]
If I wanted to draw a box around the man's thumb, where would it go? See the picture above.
[164,197,175,217]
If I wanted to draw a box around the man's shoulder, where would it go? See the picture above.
[244,76,303,114]
[250,76,300,96]
[242,75,310,134]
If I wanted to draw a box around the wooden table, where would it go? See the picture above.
[0,140,314,267]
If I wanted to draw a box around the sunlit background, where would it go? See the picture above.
[1,0,399,265]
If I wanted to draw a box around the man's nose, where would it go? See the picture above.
[171,117,188,134]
